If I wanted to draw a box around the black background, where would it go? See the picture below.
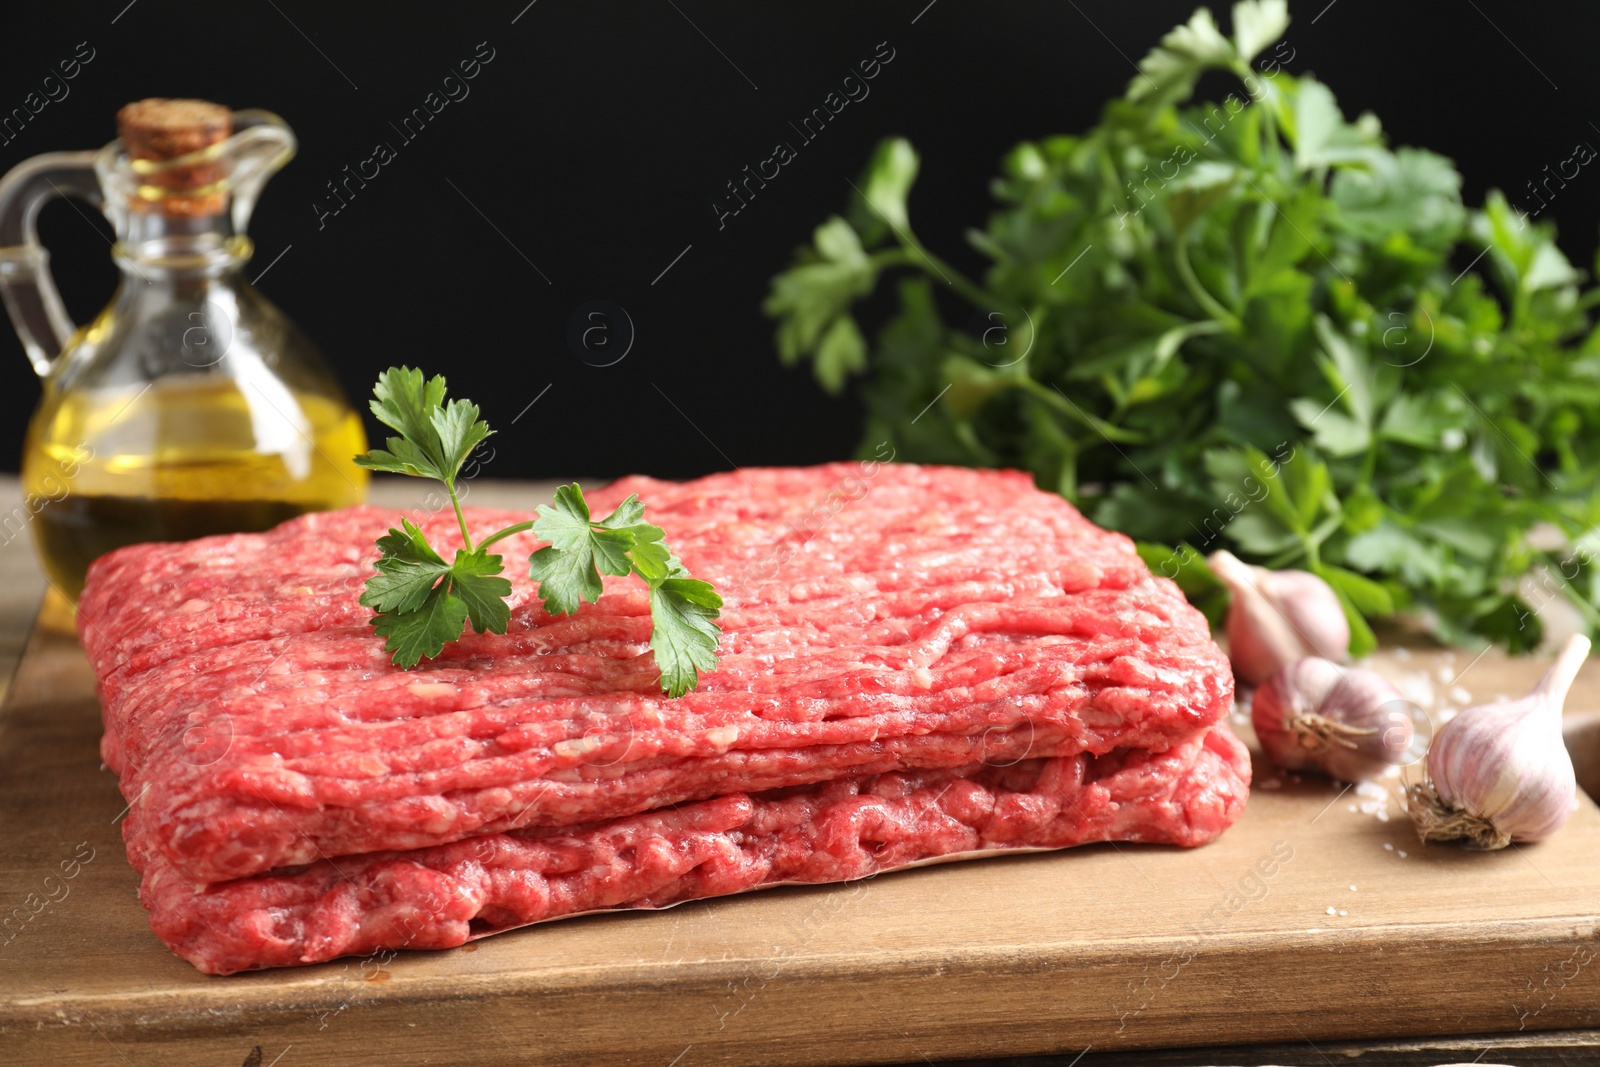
[0,0,1594,480]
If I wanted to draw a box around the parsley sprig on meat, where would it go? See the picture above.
[354,367,722,695]
[767,0,1600,654]
[526,484,723,697]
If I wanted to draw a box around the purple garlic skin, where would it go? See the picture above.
[1253,657,1412,782]
[1412,634,1587,849]
[1210,551,1350,686]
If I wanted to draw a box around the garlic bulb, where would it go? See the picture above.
[1252,657,1413,781]
[1408,634,1588,850]
[1209,551,1350,686]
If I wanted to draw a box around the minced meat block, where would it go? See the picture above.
[133,724,1249,974]
[80,464,1235,884]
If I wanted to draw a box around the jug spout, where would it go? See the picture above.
[98,101,296,263]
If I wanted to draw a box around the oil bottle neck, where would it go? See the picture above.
[114,209,253,280]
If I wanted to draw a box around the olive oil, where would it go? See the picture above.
[22,377,368,597]
[0,101,370,599]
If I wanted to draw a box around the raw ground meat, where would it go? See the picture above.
[81,464,1236,884]
[132,724,1249,974]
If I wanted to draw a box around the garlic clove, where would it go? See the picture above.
[1408,634,1588,850]
[1252,657,1414,781]
[1210,551,1350,686]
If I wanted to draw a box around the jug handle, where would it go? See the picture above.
[0,151,102,378]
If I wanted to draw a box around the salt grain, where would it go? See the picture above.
[1383,843,1394,851]
[1349,885,1357,891]
[1449,686,1473,704]
[1338,909,1348,917]
[1326,906,1336,915]
[1393,669,1437,710]
[1397,850,1408,858]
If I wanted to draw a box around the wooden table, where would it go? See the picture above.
[2,478,1598,1067]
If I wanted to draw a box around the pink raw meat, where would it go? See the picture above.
[80,465,1236,884]
[132,725,1249,974]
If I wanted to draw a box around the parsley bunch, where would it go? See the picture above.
[767,0,1600,654]
[354,367,722,696]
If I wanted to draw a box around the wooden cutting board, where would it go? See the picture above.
[3,590,1599,1067]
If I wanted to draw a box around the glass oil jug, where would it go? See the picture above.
[0,98,367,598]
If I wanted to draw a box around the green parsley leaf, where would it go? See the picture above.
[359,520,452,615]
[1330,147,1465,247]
[355,367,495,489]
[526,543,605,616]
[354,435,443,481]
[429,399,494,487]
[371,582,469,668]
[355,367,451,481]
[528,485,610,614]
[1126,5,1234,108]
[596,494,646,529]
[449,548,513,635]
[813,316,870,394]
[1231,0,1288,63]
[594,495,654,576]
[369,366,446,444]
[649,577,724,698]
[359,527,511,666]
[526,482,723,694]
[849,138,919,239]
[763,217,878,392]
[1288,77,1381,170]
[622,526,675,585]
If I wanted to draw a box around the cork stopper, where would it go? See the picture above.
[116,98,233,216]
